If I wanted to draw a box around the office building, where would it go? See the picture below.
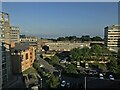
[10,26,20,43]
[104,25,120,48]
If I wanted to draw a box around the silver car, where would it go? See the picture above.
[61,80,66,87]
[109,75,114,80]
[99,73,104,79]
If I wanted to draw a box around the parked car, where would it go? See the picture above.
[40,64,44,67]
[66,82,70,88]
[99,73,104,79]
[61,80,66,87]
[77,62,80,68]
[109,75,114,80]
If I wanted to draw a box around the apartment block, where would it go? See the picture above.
[10,26,20,43]
[11,43,35,74]
[104,25,120,48]
[0,12,13,89]
[20,36,38,47]
[44,42,90,51]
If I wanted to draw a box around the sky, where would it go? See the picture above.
[2,2,118,38]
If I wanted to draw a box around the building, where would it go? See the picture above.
[20,36,38,47]
[11,43,35,74]
[104,25,120,52]
[44,42,90,51]
[0,12,13,89]
[10,26,20,43]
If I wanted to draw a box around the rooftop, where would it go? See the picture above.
[105,25,120,30]
[11,43,29,51]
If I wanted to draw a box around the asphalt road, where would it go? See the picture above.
[36,53,55,73]
[60,76,120,89]
[87,77,120,89]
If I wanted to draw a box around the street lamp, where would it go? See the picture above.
[41,78,42,89]
[85,77,86,90]
[59,69,62,80]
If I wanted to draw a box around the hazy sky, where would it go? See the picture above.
[2,2,118,38]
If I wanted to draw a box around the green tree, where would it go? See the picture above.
[42,45,49,53]
[107,57,118,74]
[90,44,102,61]
[80,47,90,61]
[57,37,65,41]
[46,74,60,88]
[81,35,91,42]
[70,48,81,61]
[117,48,120,65]
[65,64,78,74]
[50,55,59,65]
[91,36,103,41]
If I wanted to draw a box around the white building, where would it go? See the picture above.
[104,25,120,52]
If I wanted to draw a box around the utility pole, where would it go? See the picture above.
[41,78,42,89]
[85,77,86,90]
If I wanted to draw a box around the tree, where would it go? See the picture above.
[57,37,65,41]
[70,48,81,61]
[81,35,91,42]
[90,44,102,61]
[80,47,90,61]
[117,48,120,65]
[50,55,59,65]
[46,74,60,88]
[91,36,103,41]
[65,64,78,74]
[40,54,43,58]
[107,57,119,74]
[42,45,49,53]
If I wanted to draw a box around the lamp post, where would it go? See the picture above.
[85,77,86,90]
[41,78,42,89]
[59,69,62,80]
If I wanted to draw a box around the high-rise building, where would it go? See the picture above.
[10,26,20,43]
[104,25,120,48]
[0,12,13,89]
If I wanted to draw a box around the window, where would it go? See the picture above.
[26,53,28,60]
[2,64,6,69]
[2,69,7,76]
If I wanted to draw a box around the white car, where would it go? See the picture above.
[99,73,104,79]
[40,64,44,67]
[109,75,114,80]
[61,80,66,87]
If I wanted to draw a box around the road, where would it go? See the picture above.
[86,77,120,89]
[60,76,120,89]
[36,53,55,73]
